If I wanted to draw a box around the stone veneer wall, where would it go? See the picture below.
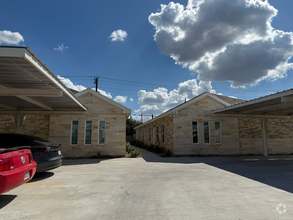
[49,92,127,158]
[173,96,239,155]
[136,115,174,152]
[0,115,50,140]
[239,118,293,155]
[0,115,15,133]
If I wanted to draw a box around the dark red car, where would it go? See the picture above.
[0,146,37,194]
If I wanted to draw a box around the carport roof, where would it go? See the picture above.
[212,88,293,118]
[0,46,87,115]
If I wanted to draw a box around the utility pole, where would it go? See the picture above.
[141,114,143,123]
[94,77,99,92]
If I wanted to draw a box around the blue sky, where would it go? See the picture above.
[1,0,293,121]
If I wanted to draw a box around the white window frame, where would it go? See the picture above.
[162,125,165,143]
[84,120,93,145]
[153,126,155,145]
[203,121,210,144]
[157,126,159,142]
[215,121,222,144]
[192,121,199,144]
[98,120,106,145]
[70,120,79,146]
[149,128,151,142]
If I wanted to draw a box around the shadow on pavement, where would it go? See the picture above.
[0,195,17,209]
[135,146,293,194]
[28,172,54,183]
[62,158,117,166]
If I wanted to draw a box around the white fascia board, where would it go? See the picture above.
[22,50,87,111]
[212,90,293,114]
[75,88,132,114]
[213,113,290,119]
[0,47,27,57]
[0,47,87,111]
[135,92,231,130]
[0,110,87,115]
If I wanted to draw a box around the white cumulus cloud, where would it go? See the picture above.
[149,0,293,87]
[109,29,128,41]
[0,30,24,45]
[130,98,134,102]
[135,79,215,117]
[114,95,127,103]
[57,75,112,99]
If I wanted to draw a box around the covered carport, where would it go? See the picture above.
[0,46,87,133]
[212,89,293,156]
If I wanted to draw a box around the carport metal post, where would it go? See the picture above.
[14,114,26,134]
[259,118,268,156]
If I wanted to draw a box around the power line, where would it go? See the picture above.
[61,75,178,88]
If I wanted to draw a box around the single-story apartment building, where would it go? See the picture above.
[0,88,131,158]
[0,46,131,158]
[135,92,293,156]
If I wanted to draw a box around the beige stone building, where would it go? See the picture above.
[0,88,131,158]
[0,46,131,158]
[135,92,293,156]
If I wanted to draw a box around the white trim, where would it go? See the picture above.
[75,88,131,114]
[98,120,106,145]
[192,121,199,144]
[135,92,231,129]
[149,127,151,142]
[153,126,155,145]
[0,88,63,97]
[70,120,79,146]
[84,120,93,145]
[162,125,165,143]
[203,121,210,144]
[156,126,159,143]
[212,114,290,119]
[212,90,293,114]
[24,50,87,111]
[215,121,222,144]
[0,110,87,115]
[0,46,87,111]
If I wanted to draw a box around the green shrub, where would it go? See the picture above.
[126,142,132,153]
[130,149,141,158]
[154,145,164,153]
[130,140,146,149]
[147,144,155,151]
[165,149,172,157]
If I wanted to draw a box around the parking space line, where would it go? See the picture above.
[24,182,67,185]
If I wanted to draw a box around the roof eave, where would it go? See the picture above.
[75,88,132,114]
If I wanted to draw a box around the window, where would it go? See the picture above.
[99,120,106,145]
[215,122,221,143]
[204,122,210,144]
[162,125,165,143]
[192,122,198,143]
[71,121,78,145]
[157,126,159,142]
[85,121,92,145]
[149,128,151,141]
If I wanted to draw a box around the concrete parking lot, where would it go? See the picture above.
[1,148,293,220]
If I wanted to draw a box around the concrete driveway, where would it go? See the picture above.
[1,147,293,220]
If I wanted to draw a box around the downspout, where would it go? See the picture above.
[14,115,26,134]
